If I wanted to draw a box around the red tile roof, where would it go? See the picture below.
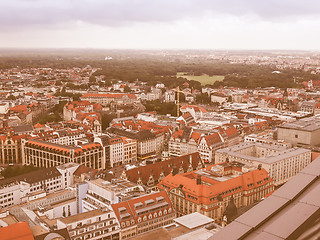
[124,152,203,186]
[159,167,273,205]
[81,93,137,99]
[111,191,174,229]
[0,222,34,240]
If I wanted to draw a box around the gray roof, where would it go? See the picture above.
[216,142,310,164]
[279,116,320,131]
[13,124,33,134]
[209,156,320,240]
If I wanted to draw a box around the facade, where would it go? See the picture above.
[45,129,86,146]
[210,157,320,240]
[82,178,145,213]
[0,163,78,208]
[164,90,175,103]
[211,93,228,104]
[169,125,239,163]
[121,152,204,191]
[158,162,274,222]
[107,127,164,160]
[95,135,137,168]
[277,116,320,147]
[80,93,138,106]
[111,191,175,239]
[0,133,27,164]
[215,142,311,186]
[23,139,104,169]
[57,208,121,240]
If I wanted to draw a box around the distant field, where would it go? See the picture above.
[177,72,224,86]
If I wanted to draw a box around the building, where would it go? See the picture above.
[277,116,320,147]
[168,128,200,157]
[0,221,35,240]
[111,191,175,239]
[95,135,137,168]
[210,156,320,240]
[57,208,121,240]
[158,161,274,222]
[215,142,311,186]
[0,163,78,208]
[164,90,176,103]
[23,139,104,169]
[80,93,138,106]
[299,101,316,114]
[121,152,204,191]
[211,93,228,105]
[82,178,145,212]
[0,133,29,165]
[107,127,164,161]
[169,125,239,163]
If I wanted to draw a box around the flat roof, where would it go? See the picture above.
[174,212,214,229]
[59,208,110,224]
[216,142,310,164]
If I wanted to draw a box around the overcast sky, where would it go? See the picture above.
[1,0,320,50]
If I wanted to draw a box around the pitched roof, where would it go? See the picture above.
[159,167,273,205]
[0,167,61,187]
[124,152,203,186]
[111,191,173,229]
[0,222,34,240]
[81,93,137,99]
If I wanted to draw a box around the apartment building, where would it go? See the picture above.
[111,191,175,239]
[0,163,78,208]
[82,178,145,213]
[44,129,86,146]
[169,125,239,163]
[215,142,311,186]
[121,152,204,191]
[57,208,121,240]
[23,139,104,169]
[95,135,137,168]
[158,162,274,222]
[107,127,163,160]
[80,93,138,106]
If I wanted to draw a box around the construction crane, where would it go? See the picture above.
[175,86,184,117]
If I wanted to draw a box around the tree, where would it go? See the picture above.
[89,76,96,83]
[124,85,131,93]
[55,80,62,86]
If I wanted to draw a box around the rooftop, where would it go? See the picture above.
[279,115,320,131]
[174,212,214,229]
[210,156,320,240]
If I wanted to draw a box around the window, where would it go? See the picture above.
[295,134,298,138]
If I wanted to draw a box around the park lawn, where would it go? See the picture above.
[177,72,224,86]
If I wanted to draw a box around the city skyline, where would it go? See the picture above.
[1,0,320,50]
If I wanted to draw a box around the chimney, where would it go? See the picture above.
[172,165,178,176]
[189,154,192,166]
[258,164,262,170]
[196,175,201,185]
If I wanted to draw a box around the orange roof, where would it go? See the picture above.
[180,105,208,113]
[0,222,34,240]
[9,105,28,112]
[111,191,173,228]
[34,123,45,128]
[125,152,203,186]
[159,167,273,205]
[81,93,137,99]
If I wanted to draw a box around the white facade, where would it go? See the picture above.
[57,208,121,240]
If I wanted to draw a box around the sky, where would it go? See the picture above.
[0,0,320,50]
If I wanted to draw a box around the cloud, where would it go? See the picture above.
[1,0,320,30]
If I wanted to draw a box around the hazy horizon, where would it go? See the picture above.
[1,0,320,50]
